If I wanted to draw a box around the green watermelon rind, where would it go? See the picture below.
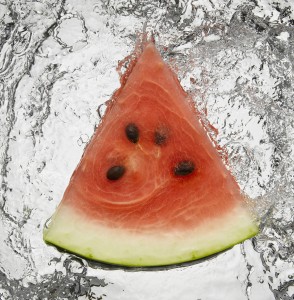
[43,204,258,267]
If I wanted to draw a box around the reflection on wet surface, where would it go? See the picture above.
[0,0,293,299]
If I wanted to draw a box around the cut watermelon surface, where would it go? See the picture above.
[43,41,258,267]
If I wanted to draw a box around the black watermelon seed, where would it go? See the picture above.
[106,165,125,180]
[125,123,139,143]
[154,131,167,145]
[174,161,195,176]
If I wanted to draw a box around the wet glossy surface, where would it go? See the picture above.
[0,0,293,299]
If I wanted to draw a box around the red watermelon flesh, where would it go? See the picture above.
[43,41,258,266]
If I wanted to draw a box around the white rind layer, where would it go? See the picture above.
[43,204,258,267]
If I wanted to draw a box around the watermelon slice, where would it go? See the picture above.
[43,40,258,267]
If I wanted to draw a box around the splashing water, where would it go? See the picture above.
[0,0,293,299]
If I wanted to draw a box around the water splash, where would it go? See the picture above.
[0,0,293,299]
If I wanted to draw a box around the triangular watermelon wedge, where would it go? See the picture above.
[44,41,258,267]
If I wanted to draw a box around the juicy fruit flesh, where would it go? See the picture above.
[44,42,258,266]
[64,81,243,230]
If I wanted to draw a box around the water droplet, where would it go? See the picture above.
[97,102,108,119]
[64,257,86,275]
[44,218,52,229]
